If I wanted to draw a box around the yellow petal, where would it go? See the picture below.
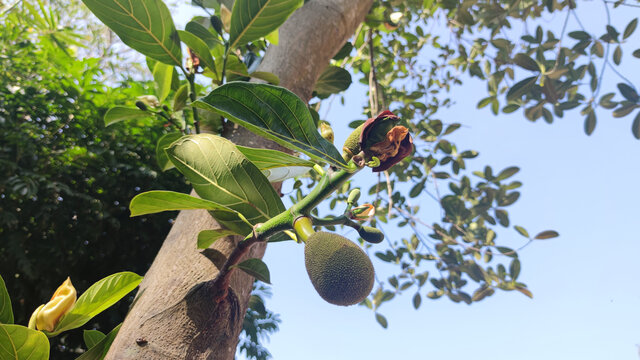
[36,277,77,332]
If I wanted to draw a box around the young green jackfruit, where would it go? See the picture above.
[304,231,375,306]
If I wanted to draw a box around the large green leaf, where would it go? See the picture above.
[177,30,216,73]
[83,330,106,349]
[313,65,352,96]
[156,132,183,171]
[0,324,49,360]
[103,107,150,126]
[81,0,182,66]
[153,62,174,102]
[194,83,348,168]
[167,134,285,234]
[236,146,314,170]
[0,275,12,324]
[184,21,222,49]
[129,190,237,217]
[197,229,240,249]
[237,146,313,181]
[76,324,121,360]
[231,258,271,284]
[48,272,142,336]
[228,0,303,49]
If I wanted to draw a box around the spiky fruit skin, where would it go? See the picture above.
[304,232,375,306]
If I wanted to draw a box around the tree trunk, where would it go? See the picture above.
[105,0,373,359]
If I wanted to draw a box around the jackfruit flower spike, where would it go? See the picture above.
[29,277,77,332]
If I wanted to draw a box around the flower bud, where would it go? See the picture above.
[319,121,334,143]
[350,203,375,221]
[210,15,223,35]
[29,277,77,332]
[357,226,385,244]
[135,101,148,111]
[137,95,160,108]
[347,188,361,204]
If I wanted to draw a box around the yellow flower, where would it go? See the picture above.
[28,277,77,332]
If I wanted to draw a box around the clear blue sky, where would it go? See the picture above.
[178,3,640,360]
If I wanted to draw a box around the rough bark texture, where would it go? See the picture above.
[105,0,373,358]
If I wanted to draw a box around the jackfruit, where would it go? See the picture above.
[304,232,374,306]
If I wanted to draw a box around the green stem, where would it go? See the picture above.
[221,43,230,84]
[290,164,359,216]
[187,73,200,134]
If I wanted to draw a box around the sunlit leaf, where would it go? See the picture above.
[228,0,303,49]
[166,134,286,234]
[194,83,348,168]
[103,107,150,126]
[0,275,13,324]
[197,229,240,249]
[48,272,142,336]
[231,258,271,284]
[130,190,237,217]
[0,324,49,360]
[81,0,182,65]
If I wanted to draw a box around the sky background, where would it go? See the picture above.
[178,3,640,360]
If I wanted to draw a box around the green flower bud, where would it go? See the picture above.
[347,188,361,204]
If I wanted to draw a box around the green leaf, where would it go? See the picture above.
[0,324,49,360]
[584,111,596,135]
[624,18,638,39]
[197,229,240,249]
[81,0,182,65]
[236,145,314,170]
[613,45,622,66]
[166,134,286,234]
[231,258,271,284]
[0,275,13,324]
[173,84,190,112]
[185,21,222,49]
[534,230,559,240]
[375,313,388,328]
[313,65,352,96]
[495,166,519,181]
[513,53,539,71]
[177,30,216,73]
[130,190,236,217]
[260,166,311,182]
[48,272,142,336]
[506,76,538,101]
[514,225,529,238]
[633,112,640,139]
[103,107,150,126]
[153,62,174,102]
[617,83,639,102]
[76,324,121,360]
[194,83,348,168]
[509,258,521,279]
[249,71,280,85]
[83,330,106,349]
[228,0,303,49]
[156,133,183,171]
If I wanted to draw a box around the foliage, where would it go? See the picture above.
[0,5,188,358]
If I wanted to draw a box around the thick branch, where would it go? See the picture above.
[105,1,373,359]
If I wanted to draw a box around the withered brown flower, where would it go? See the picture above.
[359,110,413,172]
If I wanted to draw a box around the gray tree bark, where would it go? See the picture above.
[105,0,373,359]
